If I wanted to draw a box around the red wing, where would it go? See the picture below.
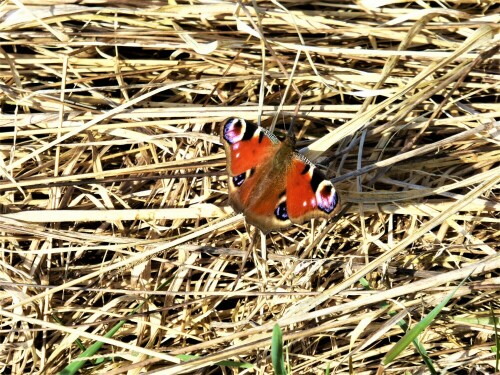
[286,156,340,224]
[221,118,278,176]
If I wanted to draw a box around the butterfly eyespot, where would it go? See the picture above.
[315,181,338,214]
[233,173,246,187]
[274,201,289,221]
[223,119,246,144]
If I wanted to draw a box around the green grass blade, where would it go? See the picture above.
[383,275,469,365]
[491,303,499,371]
[271,324,287,375]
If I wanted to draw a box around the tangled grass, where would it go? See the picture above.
[0,1,499,374]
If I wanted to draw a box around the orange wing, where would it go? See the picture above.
[286,155,340,224]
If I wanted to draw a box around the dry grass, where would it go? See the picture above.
[0,1,499,374]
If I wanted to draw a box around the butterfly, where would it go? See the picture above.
[221,118,340,233]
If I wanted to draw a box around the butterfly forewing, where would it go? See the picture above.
[221,119,278,176]
[286,156,340,224]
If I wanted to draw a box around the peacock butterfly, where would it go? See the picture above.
[221,118,340,233]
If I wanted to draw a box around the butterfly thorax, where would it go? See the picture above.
[272,141,294,173]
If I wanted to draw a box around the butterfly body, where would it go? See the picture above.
[221,118,340,233]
